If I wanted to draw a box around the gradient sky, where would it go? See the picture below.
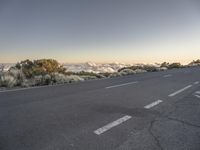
[0,0,200,64]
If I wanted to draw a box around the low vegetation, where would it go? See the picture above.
[0,59,199,89]
[188,59,200,66]
[0,59,83,88]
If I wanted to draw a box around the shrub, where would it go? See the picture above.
[65,75,84,82]
[51,73,68,84]
[157,67,167,71]
[100,72,112,77]
[118,65,157,73]
[51,73,84,84]
[34,75,44,85]
[135,69,147,73]
[142,65,157,72]
[80,75,98,80]
[188,59,200,66]
[75,71,104,78]
[15,59,66,78]
[0,73,17,88]
[109,72,122,78]
[21,79,32,87]
[168,63,182,69]
[43,74,52,85]
[119,69,136,75]
[9,68,25,86]
[118,66,140,72]
[160,62,170,68]
[0,64,5,72]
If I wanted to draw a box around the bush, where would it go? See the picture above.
[188,59,200,66]
[0,64,5,72]
[100,72,112,77]
[160,62,182,69]
[157,67,167,71]
[118,66,140,72]
[160,62,170,68]
[9,68,25,86]
[0,73,17,88]
[43,74,52,85]
[21,79,32,87]
[33,75,44,85]
[51,73,84,84]
[119,69,136,75]
[65,75,84,82]
[51,73,68,84]
[15,59,66,78]
[142,65,157,72]
[135,69,147,73]
[168,63,182,69]
[109,72,122,78]
[75,71,104,78]
[80,75,98,80]
[118,65,157,73]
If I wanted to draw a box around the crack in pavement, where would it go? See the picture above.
[147,115,200,150]
[145,95,200,150]
[148,119,164,150]
[166,117,200,128]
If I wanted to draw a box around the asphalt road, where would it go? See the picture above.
[0,67,200,150]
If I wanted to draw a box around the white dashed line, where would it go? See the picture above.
[168,85,193,97]
[106,81,138,89]
[163,74,172,78]
[194,81,199,85]
[94,115,132,135]
[194,95,200,98]
[195,91,200,94]
[144,100,163,109]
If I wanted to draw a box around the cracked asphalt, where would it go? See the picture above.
[0,67,200,150]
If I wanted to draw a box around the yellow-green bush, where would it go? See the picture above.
[15,59,66,78]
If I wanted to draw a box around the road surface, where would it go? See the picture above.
[0,67,200,150]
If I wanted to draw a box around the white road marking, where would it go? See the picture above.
[106,81,138,89]
[144,100,163,109]
[194,95,200,98]
[168,85,193,97]
[94,115,132,135]
[163,74,172,78]
[195,91,200,94]
[194,81,199,85]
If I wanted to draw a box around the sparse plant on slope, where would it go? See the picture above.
[134,69,147,73]
[118,65,157,73]
[0,73,17,88]
[168,63,182,69]
[119,69,136,75]
[109,72,122,78]
[51,73,68,84]
[75,71,105,79]
[9,67,25,86]
[100,72,112,77]
[142,65,158,72]
[160,62,170,68]
[189,59,200,66]
[65,75,84,82]
[80,75,98,80]
[0,64,5,72]
[51,73,84,84]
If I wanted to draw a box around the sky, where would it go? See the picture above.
[0,0,200,64]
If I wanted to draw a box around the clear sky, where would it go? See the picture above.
[0,0,200,64]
